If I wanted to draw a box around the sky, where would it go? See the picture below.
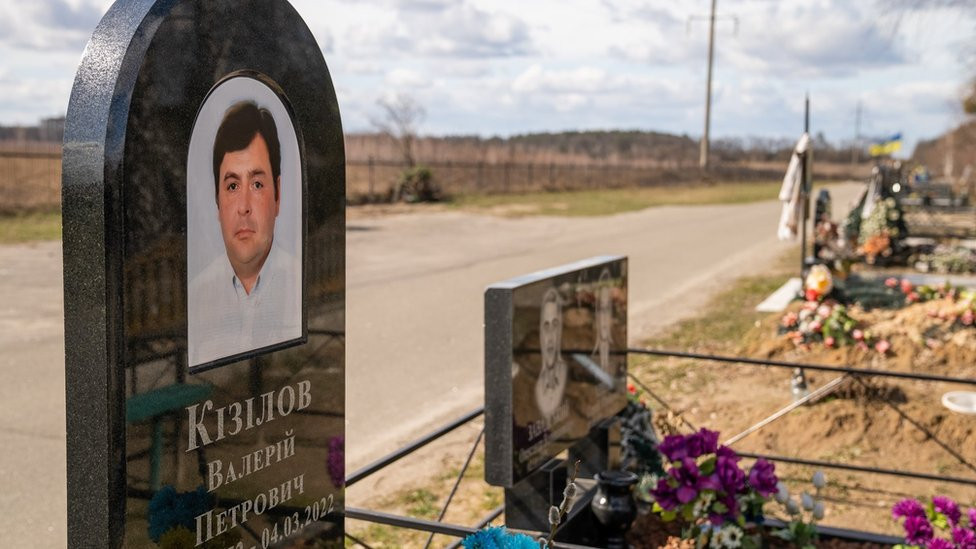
[0,0,974,155]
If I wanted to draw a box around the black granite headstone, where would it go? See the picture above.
[62,1,344,546]
[484,256,628,487]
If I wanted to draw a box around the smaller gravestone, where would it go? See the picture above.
[484,255,628,488]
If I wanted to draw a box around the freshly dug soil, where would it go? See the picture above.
[639,297,976,538]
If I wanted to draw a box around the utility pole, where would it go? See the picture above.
[700,0,717,171]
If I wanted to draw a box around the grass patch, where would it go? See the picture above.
[347,449,504,547]
[0,212,61,243]
[448,180,798,217]
[404,488,440,519]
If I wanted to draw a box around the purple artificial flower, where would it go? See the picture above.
[716,445,740,462]
[953,527,976,549]
[658,434,690,462]
[697,429,720,455]
[904,515,935,546]
[893,499,926,519]
[747,458,778,497]
[934,496,962,526]
[927,539,953,549]
[671,458,703,503]
[651,476,679,511]
[716,454,746,494]
[659,429,721,462]
[719,492,740,521]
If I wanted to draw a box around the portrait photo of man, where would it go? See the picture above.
[187,77,303,370]
[534,287,568,419]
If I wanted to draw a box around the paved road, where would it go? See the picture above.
[344,187,864,471]
[0,182,860,546]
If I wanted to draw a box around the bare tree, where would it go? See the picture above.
[371,93,426,167]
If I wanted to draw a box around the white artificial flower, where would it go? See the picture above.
[786,498,801,515]
[724,525,743,548]
[801,492,814,511]
[775,482,790,504]
[709,526,731,549]
[813,501,825,520]
[812,471,825,489]
[692,492,714,517]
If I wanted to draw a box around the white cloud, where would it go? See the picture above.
[339,0,532,58]
[385,68,430,88]
[0,0,973,149]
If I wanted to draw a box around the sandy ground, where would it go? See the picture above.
[0,182,862,547]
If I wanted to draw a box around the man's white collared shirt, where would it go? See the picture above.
[188,242,301,368]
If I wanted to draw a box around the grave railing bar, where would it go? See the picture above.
[626,348,976,487]
[628,347,976,386]
[737,452,976,487]
[344,531,375,549]
[345,406,484,487]
[424,426,486,549]
[344,507,598,548]
[443,505,505,549]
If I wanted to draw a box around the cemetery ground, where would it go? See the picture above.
[0,181,863,547]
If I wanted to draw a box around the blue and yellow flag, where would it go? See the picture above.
[869,133,902,156]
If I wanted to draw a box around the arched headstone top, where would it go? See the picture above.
[62,1,344,546]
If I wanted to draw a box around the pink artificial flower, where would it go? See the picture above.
[901,279,914,294]
[817,305,832,318]
[781,312,799,327]
[875,340,891,354]
[852,329,864,341]
[824,336,836,348]
[907,292,920,304]
[803,301,819,311]
[962,310,974,326]
[885,277,898,288]
[805,288,820,302]
[810,320,823,332]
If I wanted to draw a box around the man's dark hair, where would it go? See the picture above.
[212,101,281,201]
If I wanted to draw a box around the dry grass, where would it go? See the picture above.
[0,154,62,214]
[448,180,794,217]
[0,212,61,243]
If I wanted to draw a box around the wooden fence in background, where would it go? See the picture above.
[0,143,870,212]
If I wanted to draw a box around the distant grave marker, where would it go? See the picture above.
[62,1,344,546]
[484,256,628,487]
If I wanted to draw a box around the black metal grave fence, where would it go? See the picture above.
[341,345,976,547]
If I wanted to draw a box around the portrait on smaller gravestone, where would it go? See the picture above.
[186,74,304,371]
[535,287,568,418]
[593,268,614,374]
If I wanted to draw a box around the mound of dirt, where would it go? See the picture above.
[651,298,976,537]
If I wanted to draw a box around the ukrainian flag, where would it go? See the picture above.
[869,133,902,156]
